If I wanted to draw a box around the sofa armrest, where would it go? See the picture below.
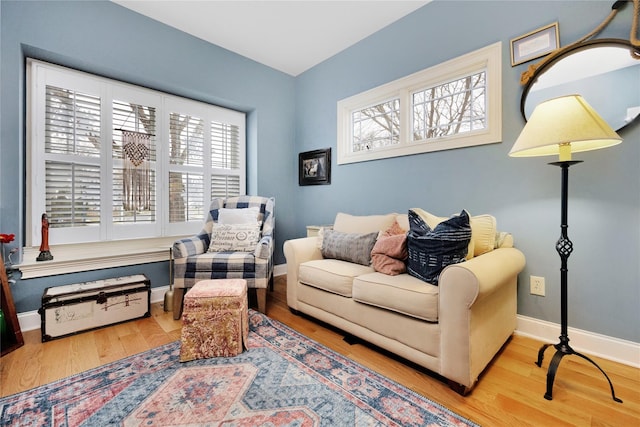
[438,247,526,388]
[173,233,209,259]
[283,236,323,309]
[440,247,526,305]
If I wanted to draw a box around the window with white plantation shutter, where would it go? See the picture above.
[27,59,246,247]
[44,86,102,229]
[211,121,242,199]
[45,161,101,227]
[168,113,205,223]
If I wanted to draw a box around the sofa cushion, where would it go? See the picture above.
[406,209,471,285]
[299,259,374,297]
[321,229,378,266]
[353,272,439,322]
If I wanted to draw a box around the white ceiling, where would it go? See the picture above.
[112,1,430,76]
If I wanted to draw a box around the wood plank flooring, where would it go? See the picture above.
[1,275,638,426]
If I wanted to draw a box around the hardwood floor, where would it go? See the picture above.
[1,275,638,426]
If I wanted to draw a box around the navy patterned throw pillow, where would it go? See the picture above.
[406,209,472,285]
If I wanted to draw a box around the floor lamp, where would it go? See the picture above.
[509,94,623,402]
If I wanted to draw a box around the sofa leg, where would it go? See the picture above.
[172,288,185,320]
[448,380,471,396]
[343,334,360,345]
[256,288,267,313]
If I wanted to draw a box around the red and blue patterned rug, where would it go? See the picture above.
[0,310,478,426]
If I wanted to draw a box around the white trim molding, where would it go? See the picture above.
[16,236,187,279]
[516,315,640,368]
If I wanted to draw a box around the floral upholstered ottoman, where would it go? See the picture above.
[179,279,249,362]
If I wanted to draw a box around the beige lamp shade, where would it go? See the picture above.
[509,94,622,161]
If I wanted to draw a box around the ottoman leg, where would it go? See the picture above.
[256,288,266,313]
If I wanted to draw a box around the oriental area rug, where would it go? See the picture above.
[0,310,478,426]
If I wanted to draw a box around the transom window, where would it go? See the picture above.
[352,98,400,151]
[337,42,502,164]
[27,59,246,246]
[412,72,487,140]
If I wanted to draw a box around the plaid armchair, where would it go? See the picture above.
[172,196,275,319]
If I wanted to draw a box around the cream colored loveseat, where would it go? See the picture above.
[283,212,526,394]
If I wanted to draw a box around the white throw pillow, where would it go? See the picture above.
[208,223,261,252]
[218,207,260,224]
[469,214,497,256]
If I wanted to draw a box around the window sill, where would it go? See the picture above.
[16,236,187,279]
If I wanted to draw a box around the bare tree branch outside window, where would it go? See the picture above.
[412,72,486,141]
[352,98,400,152]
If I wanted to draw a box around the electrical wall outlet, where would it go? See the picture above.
[530,276,545,296]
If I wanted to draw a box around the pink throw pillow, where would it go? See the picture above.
[371,220,408,275]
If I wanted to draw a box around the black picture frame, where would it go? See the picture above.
[299,148,331,186]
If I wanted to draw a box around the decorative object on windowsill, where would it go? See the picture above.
[0,232,17,282]
[509,94,623,403]
[0,232,17,284]
[36,213,53,262]
[520,0,640,85]
[0,232,15,264]
[299,148,331,186]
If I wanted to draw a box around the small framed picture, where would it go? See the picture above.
[299,148,331,186]
[511,22,559,66]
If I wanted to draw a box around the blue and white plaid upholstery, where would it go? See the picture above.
[173,196,275,291]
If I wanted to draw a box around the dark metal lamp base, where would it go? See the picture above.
[536,336,622,402]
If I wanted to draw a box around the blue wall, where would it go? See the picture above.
[0,1,296,311]
[293,1,639,343]
[1,1,638,344]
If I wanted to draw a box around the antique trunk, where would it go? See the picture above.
[40,274,151,342]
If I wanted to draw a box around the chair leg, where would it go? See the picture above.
[256,288,267,313]
[172,287,185,320]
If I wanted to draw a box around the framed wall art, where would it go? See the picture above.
[299,148,331,186]
[511,22,559,66]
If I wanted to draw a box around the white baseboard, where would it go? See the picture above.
[16,277,639,368]
[516,315,640,368]
[274,263,287,277]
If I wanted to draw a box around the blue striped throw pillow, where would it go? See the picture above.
[406,209,471,285]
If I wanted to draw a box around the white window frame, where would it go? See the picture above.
[23,59,245,277]
[337,42,502,165]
